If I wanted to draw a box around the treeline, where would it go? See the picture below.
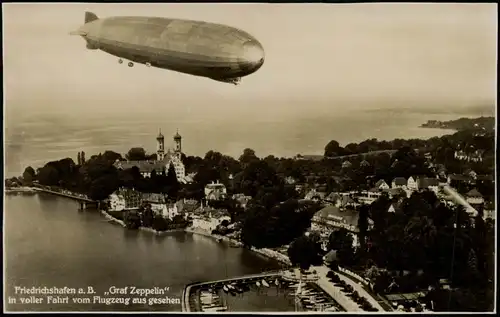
[323,129,494,158]
[16,149,181,201]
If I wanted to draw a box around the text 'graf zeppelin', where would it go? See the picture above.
[9,286,181,306]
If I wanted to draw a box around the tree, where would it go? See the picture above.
[239,148,259,166]
[124,210,141,230]
[327,229,355,266]
[37,165,60,186]
[324,140,343,157]
[358,204,369,252]
[140,204,155,228]
[81,151,86,164]
[165,163,180,198]
[22,166,36,185]
[125,147,147,161]
[88,174,120,201]
[77,152,81,165]
[287,234,323,270]
[102,150,123,163]
[239,160,282,198]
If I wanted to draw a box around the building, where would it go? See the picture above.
[355,188,383,205]
[360,160,371,168]
[311,206,360,246]
[108,188,143,211]
[311,206,375,248]
[454,149,484,162]
[483,202,495,220]
[284,176,297,185]
[417,177,440,194]
[391,177,407,189]
[114,129,187,183]
[204,180,227,201]
[465,189,484,205]
[342,161,352,169]
[375,179,390,190]
[407,176,419,191]
[232,193,252,208]
[323,192,341,206]
[447,174,472,186]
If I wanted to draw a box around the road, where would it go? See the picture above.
[313,265,386,312]
[440,184,478,216]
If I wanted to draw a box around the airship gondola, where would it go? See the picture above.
[70,12,265,85]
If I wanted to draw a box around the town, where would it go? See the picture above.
[5,118,495,312]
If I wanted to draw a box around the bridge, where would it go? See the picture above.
[32,187,97,209]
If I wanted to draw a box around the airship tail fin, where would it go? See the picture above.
[85,11,99,24]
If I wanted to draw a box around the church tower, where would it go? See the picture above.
[157,129,165,161]
[173,129,182,157]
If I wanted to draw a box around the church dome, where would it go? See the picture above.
[174,130,181,140]
[157,129,164,140]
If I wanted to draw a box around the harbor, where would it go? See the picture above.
[182,269,345,312]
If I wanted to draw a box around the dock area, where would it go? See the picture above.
[181,269,345,312]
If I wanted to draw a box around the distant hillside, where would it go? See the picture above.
[420,116,495,132]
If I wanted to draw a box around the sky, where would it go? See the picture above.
[3,3,498,122]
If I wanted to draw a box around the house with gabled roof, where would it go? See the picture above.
[323,192,341,206]
[375,179,390,190]
[360,160,371,167]
[342,160,352,169]
[407,176,419,191]
[337,195,357,208]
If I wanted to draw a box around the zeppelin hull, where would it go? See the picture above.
[77,15,265,81]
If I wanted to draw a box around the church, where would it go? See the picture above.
[114,129,187,183]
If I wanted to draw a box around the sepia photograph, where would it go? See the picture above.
[2,2,497,313]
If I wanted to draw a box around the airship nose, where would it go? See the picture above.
[239,40,265,73]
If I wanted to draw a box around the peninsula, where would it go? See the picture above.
[420,116,495,132]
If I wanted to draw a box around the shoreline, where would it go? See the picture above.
[9,187,292,266]
[101,210,291,266]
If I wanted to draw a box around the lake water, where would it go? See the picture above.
[3,109,466,178]
[4,194,285,312]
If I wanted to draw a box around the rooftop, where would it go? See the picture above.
[313,205,359,229]
[466,189,483,198]
[392,177,407,186]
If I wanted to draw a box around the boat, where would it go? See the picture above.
[275,278,280,286]
[223,285,229,293]
[256,281,261,287]
[262,280,270,287]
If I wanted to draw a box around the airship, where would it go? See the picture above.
[70,12,265,85]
